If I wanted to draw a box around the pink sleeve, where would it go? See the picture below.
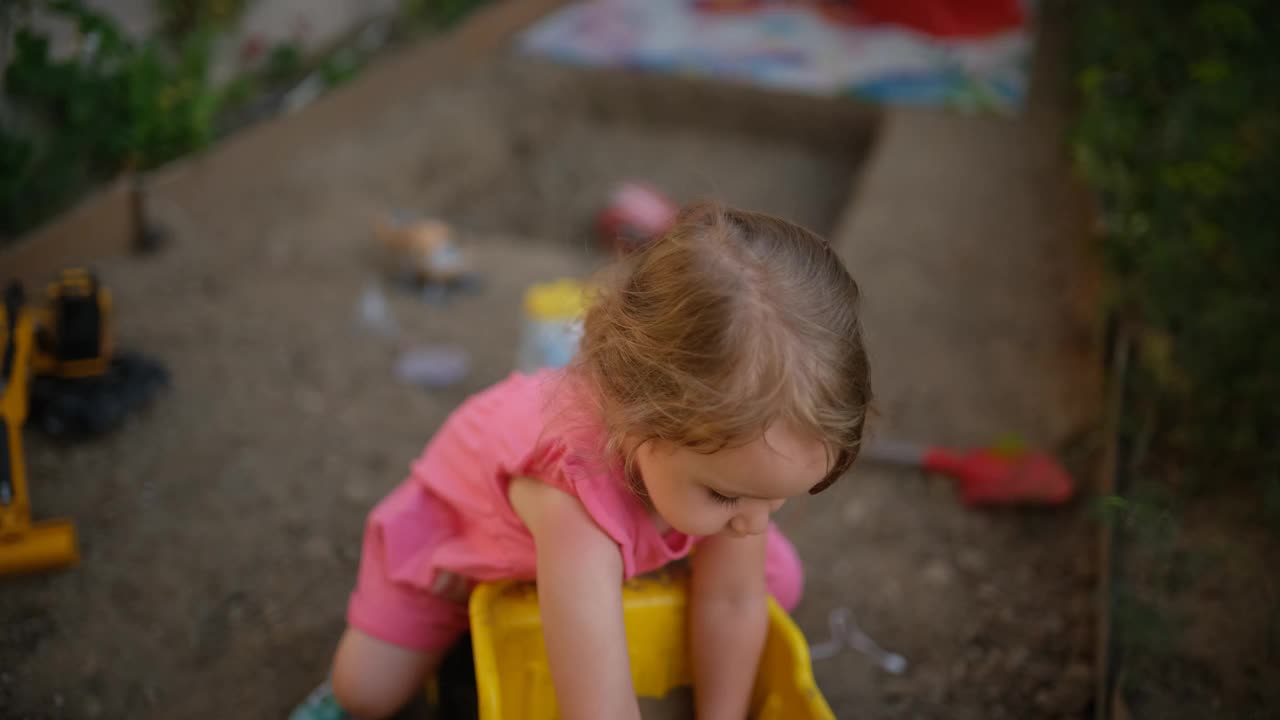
[506,441,644,576]
[494,436,577,500]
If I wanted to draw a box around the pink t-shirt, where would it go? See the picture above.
[388,369,696,590]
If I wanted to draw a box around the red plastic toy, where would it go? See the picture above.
[863,440,1076,507]
[596,182,679,254]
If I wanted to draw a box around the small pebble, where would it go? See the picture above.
[957,548,988,573]
[1004,645,1030,671]
[261,603,282,626]
[881,675,913,698]
[304,535,336,561]
[294,387,327,415]
[1042,613,1066,635]
[841,499,870,525]
[1064,661,1093,685]
[1034,689,1054,709]
[267,237,293,265]
[1072,554,1095,580]
[343,480,373,504]
[879,578,905,603]
[978,648,1004,676]
[921,560,955,586]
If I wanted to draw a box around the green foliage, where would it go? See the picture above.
[155,0,248,38]
[0,126,86,237]
[1,0,221,237]
[401,0,493,29]
[1073,0,1280,483]
[262,42,303,86]
[1112,582,1178,661]
[319,48,362,89]
[1,0,496,239]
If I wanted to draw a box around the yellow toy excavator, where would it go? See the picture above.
[31,267,113,380]
[0,281,80,577]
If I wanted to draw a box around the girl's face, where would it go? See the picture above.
[633,423,830,538]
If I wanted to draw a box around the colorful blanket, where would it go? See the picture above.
[517,0,1033,114]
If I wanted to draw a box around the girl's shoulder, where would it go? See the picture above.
[445,368,603,466]
[463,368,583,426]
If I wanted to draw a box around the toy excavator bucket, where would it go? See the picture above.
[0,518,79,577]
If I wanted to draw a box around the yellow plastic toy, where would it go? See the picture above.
[1,285,79,578]
[468,567,835,720]
[515,279,590,375]
[522,279,589,322]
[30,268,114,379]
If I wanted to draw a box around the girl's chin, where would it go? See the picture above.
[651,512,694,537]
[664,517,718,538]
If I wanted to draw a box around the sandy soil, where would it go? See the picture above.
[1,47,1098,720]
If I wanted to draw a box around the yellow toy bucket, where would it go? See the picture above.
[467,568,834,720]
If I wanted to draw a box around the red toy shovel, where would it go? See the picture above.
[861,439,1076,506]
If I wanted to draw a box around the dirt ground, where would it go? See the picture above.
[1109,479,1280,719]
[1,38,1099,720]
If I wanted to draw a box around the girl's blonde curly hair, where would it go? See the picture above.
[575,201,871,494]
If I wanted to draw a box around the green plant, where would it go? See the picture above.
[155,0,247,39]
[1073,0,1280,487]
[0,127,86,237]
[262,42,303,86]
[1,0,222,236]
[319,48,362,89]
[401,0,494,29]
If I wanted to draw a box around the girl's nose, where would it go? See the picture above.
[731,501,771,536]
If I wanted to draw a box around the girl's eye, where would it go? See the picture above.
[707,488,740,507]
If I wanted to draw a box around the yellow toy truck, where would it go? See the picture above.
[466,567,835,719]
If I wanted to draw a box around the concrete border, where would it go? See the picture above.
[146,0,569,193]
[1,176,141,288]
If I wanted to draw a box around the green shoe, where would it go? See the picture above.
[288,681,351,720]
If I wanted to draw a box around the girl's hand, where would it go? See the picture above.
[690,531,770,720]
[509,477,642,720]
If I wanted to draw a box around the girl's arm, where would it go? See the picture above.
[509,477,642,720]
[690,532,770,720]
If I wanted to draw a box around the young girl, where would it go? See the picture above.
[291,201,871,720]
